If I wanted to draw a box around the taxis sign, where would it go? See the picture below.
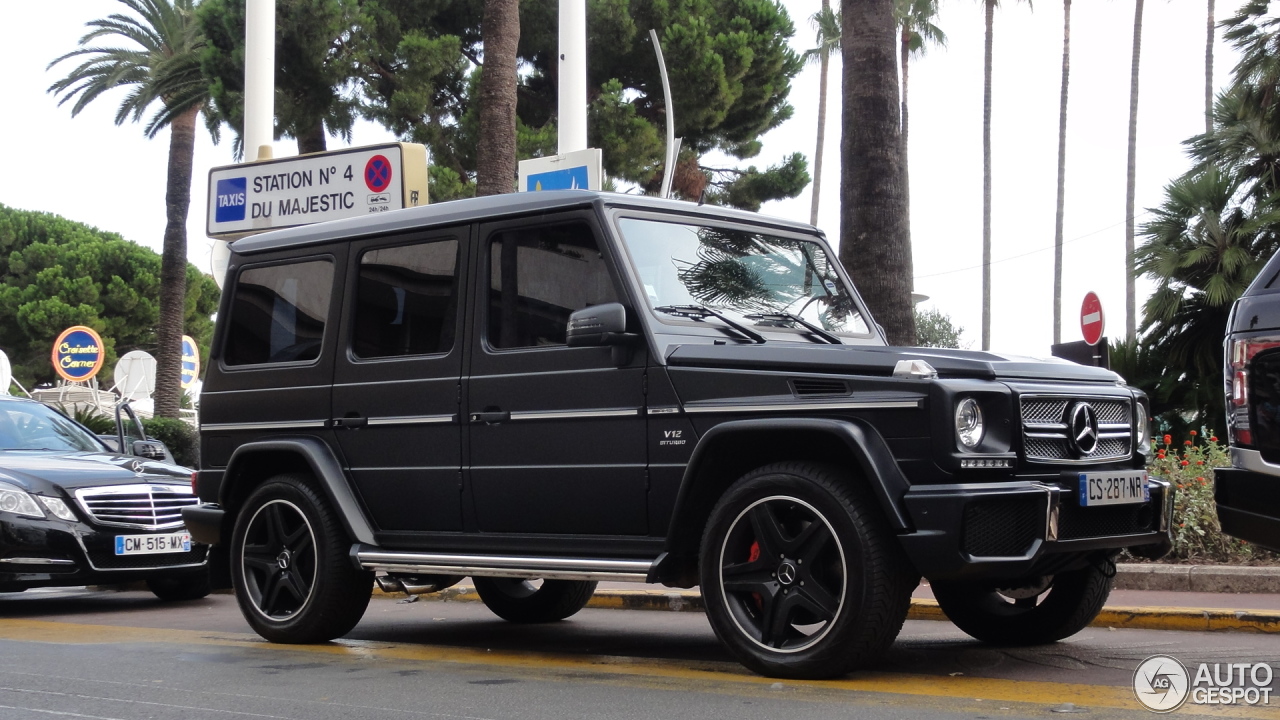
[52,326,105,382]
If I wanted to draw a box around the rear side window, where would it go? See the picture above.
[487,223,618,349]
[224,259,334,365]
[353,238,460,358]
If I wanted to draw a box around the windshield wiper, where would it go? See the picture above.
[653,305,766,344]
[745,312,843,345]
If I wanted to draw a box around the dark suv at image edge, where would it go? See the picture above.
[183,190,1172,679]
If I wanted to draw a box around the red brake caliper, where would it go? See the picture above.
[748,541,763,611]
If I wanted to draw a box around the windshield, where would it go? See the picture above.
[616,218,870,337]
[0,402,104,453]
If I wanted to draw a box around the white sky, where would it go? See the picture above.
[0,0,1237,355]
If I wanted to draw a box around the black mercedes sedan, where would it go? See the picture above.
[0,395,209,600]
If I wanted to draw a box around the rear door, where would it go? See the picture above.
[330,227,468,533]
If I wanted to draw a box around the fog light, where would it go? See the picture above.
[960,458,1011,469]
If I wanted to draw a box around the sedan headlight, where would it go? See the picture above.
[955,398,985,449]
[39,496,77,521]
[0,481,44,518]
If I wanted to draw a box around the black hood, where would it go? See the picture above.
[0,451,190,494]
[665,343,1123,383]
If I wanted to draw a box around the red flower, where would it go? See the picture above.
[1196,460,1204,465]
[1184,440,1193,446]
[1163,434,1172,445]
[1181,460,1190,466]
[1210,436,1219,442]
[1157,451,1166,459]
[1190,430,1198,436]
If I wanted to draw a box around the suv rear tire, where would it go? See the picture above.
[930,563,1114,645]
[230,474,373,643]
[698,462,917,679]
[472,577,597,623]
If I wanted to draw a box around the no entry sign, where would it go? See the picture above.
[1081,292,1105,346]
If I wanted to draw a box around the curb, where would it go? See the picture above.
[1113,563,1280,594]
[383,586,1280,634]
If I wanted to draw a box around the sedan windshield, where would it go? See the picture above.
[616,218,870,337]
[0,402,103,453]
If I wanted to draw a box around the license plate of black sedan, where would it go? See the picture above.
[114,533,191,555]
[1078,471,1149,507]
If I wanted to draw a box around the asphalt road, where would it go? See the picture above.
[0,587,1276,720]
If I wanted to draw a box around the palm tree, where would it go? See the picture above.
[1125,0,1145,343]
[1134,169,1280,428]
[841,0,916,345]
[1052,0,1071,344]
[475,0,519,196]
[1206,0,1216,136]
[48,0,208,419]
[979,0,1032,351]
[896,0,945,278]
[804,4,841,227]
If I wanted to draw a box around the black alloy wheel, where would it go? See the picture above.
[231,475,373,643]
[240,498,317,621]
[699,462,917,679]
[472,576,597,623]
[717,495,845,652]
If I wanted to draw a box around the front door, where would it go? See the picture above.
[465,213,648,535]
[331,227,468,533]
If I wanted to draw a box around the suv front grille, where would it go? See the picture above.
[961,496,1042,557]
[1020,396,1133,464]
[74,484,197,530]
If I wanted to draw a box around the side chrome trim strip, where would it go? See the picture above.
[0,558,76,566]
[508,409,640,421]
[365,414,455,427]
[201,420,328,431]
[356,550,655,583]
[681,400,921,414]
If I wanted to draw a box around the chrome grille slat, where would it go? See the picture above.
[1019,396,1133,464]
[74,484,197,530]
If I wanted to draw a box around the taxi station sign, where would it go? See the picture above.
[206,143,428,238]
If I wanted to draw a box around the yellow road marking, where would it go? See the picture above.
[0,617,1273,717]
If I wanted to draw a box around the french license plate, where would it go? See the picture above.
[1078,471,1149,507]
[114,533,191,556]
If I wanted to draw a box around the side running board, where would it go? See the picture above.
[352,545,657,583]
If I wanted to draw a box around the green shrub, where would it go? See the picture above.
[1147,432,1277,563]
[54,403,115,435]
[141,417,198,468]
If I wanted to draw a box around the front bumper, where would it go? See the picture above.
[898,474,1173,581]
[0,514,207,590]
[1215,449,1280,552]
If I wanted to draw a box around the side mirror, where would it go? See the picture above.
[132,440,167,461]
[114,401,147,454]
[566,303,629,347]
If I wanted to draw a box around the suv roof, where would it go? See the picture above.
[230,190,821,256]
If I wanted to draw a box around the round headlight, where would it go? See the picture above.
[1135,401,1151,454]
[955,398,985,449]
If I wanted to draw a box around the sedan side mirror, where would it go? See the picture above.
[132,440,167,461]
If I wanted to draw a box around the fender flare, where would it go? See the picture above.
[664,417,912,550]
[222,437,376,545]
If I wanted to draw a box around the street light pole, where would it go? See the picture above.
[244,0,276,162]
[558,0,587,154]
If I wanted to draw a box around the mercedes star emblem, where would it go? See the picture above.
[1069,402,1100,456]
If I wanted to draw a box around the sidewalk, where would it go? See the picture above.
[384,564,1280,634]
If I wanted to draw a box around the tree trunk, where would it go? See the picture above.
[154,105,198,420]
[810,41,830,227]
[297,122,327,154]
[1206,0,1215,135]
[1126,0,1144,343]
[840,0,915,346]
[982,0,994,351]
[900,25,912,285]
[1053,0,1072,345]
[476,0,520,197]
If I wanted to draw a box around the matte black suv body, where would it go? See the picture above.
[184,190,1170,678]
[1218,251,1280,551]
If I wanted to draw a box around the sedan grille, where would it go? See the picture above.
[1020,396,1133,464]
[74,484,197,530]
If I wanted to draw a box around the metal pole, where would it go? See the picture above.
[558,0,587,154]
[244,0,276,162]
[650,30,676,199]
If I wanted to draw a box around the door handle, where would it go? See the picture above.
[470,410,510,424]
[333,416,368,429]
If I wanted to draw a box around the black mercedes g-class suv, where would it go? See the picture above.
[1218,250,1280,552]
[183,190,1171,679]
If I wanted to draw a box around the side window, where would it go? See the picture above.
[224,259,334,366]
[352,238,460,358]
[487,223,619,349]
